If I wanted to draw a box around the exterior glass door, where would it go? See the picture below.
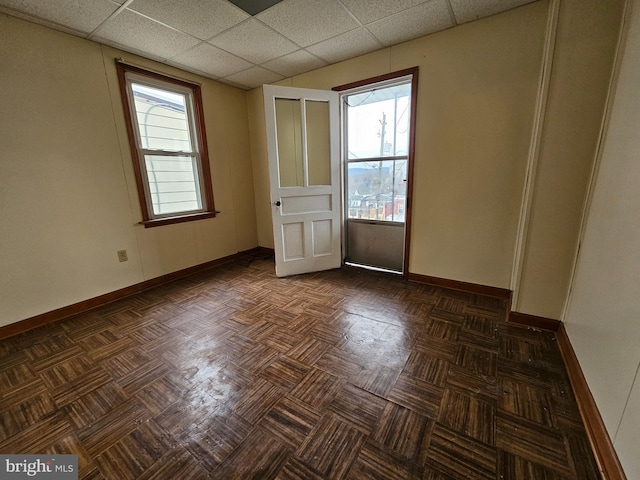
[343,78,412,272]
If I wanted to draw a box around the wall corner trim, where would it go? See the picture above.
[509,0,560,308]
[556,323,628,480]
[508,311,560,332]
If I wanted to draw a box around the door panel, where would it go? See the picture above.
[346,221,404,271]
[281,195,331,214]
[312,220,332,256]
[264,85,341,277]
[282,222,304,260]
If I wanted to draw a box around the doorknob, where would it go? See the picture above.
[273,200,281,207]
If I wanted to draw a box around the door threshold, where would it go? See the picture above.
[344,262,403,275]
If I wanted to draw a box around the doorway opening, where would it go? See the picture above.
[336,69,417,275]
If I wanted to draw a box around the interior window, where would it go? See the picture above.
[116,62,216,227]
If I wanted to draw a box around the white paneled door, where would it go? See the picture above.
[263,85,341,277]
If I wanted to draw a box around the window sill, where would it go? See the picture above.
[140,211,218,228]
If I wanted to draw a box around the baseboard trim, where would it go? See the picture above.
[406,272,511,299]
[505,314,625,478]
[0,247,267,340]
[508,311,561,332]
[255,246,275,257]
[556,323,627,480]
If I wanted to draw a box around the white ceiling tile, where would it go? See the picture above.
[127,0,249,40]
[209,18,298,64]
[169,42,252,78]
[257,0,360,47]
[0,0,119,34]
[164,62,217,80]
[366,0,453,47]
[261,50,327,77]
[93,9,199,60]
[1,0,542,89]
[340,0,430,25]
[307,28,382,64]
[223,66,285,89]
[450,0,537,24]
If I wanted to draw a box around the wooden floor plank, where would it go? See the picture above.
[297,413,366,480]
[0,259,601,479]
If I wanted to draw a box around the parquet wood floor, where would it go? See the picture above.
[0,257,600,479]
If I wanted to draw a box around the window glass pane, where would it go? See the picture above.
[306,100,331,186]
[346,83,410,160]
[145,155,201,215]
[347,159,406,222]
[392,160,407,222]
[132,83,192,152]
[118,63,216,224]
[275,98,303,187]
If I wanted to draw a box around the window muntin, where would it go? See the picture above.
[116,63,215,226]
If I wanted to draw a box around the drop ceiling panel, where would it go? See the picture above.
[93,9,200,60]
[262,49,327,77]
[210,18,299,64]
[0,0,542,89]
[127,0,249,40]
[223,66,285,89]
[340,0,432,25]
[0,0,119,34]
[257,0,360,47]
[449,0,538,24]
[169,42,252,78]
[307,28,382,64]
[367,0,454,47]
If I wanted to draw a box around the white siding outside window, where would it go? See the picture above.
[125,73,206,218]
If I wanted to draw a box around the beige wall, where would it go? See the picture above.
[251,1,548,289]
[0,14,257,327]
[395,5,546,288]
[515,0,625,319]
[564,0,638,476]
[1,0,630,372]
[0,5,635,473]
[247,89,274,248]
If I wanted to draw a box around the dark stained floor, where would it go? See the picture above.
[0,257,600,479]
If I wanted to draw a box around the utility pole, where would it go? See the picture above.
[378,112,386,220]
[379,112,387,156]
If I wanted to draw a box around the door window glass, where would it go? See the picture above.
[306,100,331,186]
[275,98,303,187]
